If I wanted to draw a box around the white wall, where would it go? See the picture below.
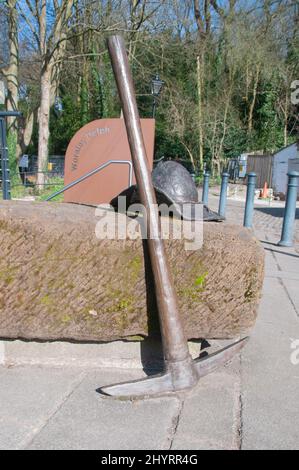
[288,159,299,196]
[272,143,298,194]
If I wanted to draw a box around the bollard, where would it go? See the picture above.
[243,172,256,228]
[218,172,229,218]
[278,171,299,247]
[202,171,210,204]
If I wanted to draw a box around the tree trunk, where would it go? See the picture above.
[283,91,288,147]
[36,64,51,189]
[216,82,233,170]
[18,0,74,191]
[36,0,47,190]
[5,0,18,131]
[248,64,260,134]
[196,54,204,172]
[284,118,288,147]
[16,111,34,162]
[4,0,19,182]
[212,158,221,177]
[181,141,196,171]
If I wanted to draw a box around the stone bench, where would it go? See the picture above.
[0,201,264,342]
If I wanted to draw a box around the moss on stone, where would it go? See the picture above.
[61,314,71,324]
[125,335,145,341]
[177,265,208,303]
[244,266,259,303]
[0,266,17,285]
[128,255,143,281]
[194,271,208,287]
[116,311,129,330]
[40,294,53,306]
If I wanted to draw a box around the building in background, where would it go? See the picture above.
[272,142,299,197]
[228,142,299,197]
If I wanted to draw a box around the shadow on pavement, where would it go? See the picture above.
[260,240,278,247]
[263,247,299,259]
[255,207,299,219]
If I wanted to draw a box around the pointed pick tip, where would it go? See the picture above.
[96,372,173,399]
[194,336,249,378]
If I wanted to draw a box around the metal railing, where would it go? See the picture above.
[46,160,133,201]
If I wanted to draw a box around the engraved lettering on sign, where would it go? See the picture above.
[71,127,110,171]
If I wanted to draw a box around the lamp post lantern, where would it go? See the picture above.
[151,73,164,118]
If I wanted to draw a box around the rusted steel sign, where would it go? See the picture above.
[64,118,155,205]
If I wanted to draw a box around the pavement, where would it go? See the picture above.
[1,191,299,450]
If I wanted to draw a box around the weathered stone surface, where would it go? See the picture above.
[0,201,264,341]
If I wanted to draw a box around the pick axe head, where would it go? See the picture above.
[98,338,248,399]
[98,35,249,399]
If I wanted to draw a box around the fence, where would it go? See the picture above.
[8,170,64,200]
[26,155,65,176]
[246,154,273,189]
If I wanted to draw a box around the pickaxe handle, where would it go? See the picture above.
[100,35,248,398]
[107,35,191,367]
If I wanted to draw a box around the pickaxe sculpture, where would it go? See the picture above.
[99,35,248,398]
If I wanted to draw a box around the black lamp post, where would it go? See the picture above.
[0,111,22,200]
[151,73,164,118]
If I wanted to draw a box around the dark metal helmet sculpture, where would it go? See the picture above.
[111,160,223,221]
[151,161,223,221]
[152,161,198,204]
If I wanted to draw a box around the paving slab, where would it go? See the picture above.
[0,364,8,378]
[263,254,279,273]
[265,270,299,281]
[0,193,298,450]
[272,249,299,274]
[26,368,180,450]
[241,276,299,450]
[281,279,299,318]
[172,362,241,450]
[0,365,85,450]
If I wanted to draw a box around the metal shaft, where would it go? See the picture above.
[243,172,256,228]
[0,118,11,200]
[218,172,229,218]
[107,35,191,366]
[202,172,209,204]
[0,112,21,200]
[0,111,22,118]
[152,96,156,118]
[278,171,299,247]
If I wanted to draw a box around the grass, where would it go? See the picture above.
[7,176,65,202]
[195,174,222,186]
[35,176,64,202]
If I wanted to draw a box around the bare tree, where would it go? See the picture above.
[18,0,75,188]
[193,0,211,172]
[3,0,18,133]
